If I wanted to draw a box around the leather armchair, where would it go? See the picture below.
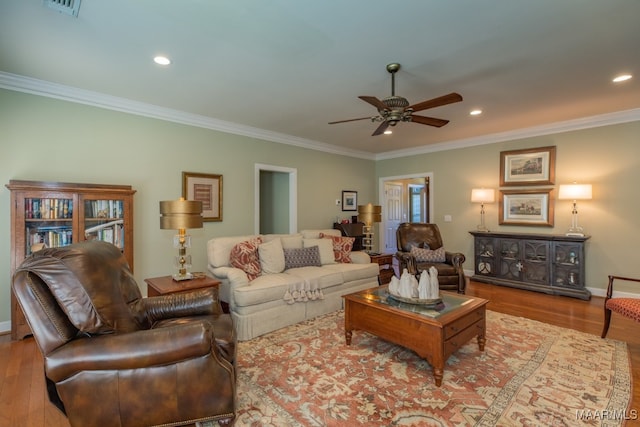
[12,241,236,427]
[395,222,466,293]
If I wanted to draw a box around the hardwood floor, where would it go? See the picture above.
[0,280,638,426]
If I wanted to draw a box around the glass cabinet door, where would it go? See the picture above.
[23,195,74,255]
[81,197,126,250]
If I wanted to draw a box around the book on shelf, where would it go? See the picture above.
[25,198,72,219]
[84,219,125,249]
[85,199,124,219]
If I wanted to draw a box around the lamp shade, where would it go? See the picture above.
[357,203,382,225]
[470,188,495,203]
[159,199,203,230]
[558,184,592,200]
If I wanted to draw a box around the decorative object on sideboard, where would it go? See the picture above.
[470,188,495,232]
[558,183,592,237]
[357,203,382,253]
[159,198,203,281]
[499,146,556,186]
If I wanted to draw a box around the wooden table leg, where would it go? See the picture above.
[433,368,444,387]
[477,334,486,351]
[345,329,352,345]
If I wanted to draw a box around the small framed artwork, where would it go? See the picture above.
[499,189,554,227]
[500,146,556,186]
[342,190,358,212]
[182,172,223,222]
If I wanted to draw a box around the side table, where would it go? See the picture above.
[368,253,396,285]
[144,274,221,297]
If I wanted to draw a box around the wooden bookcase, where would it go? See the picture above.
[7,180,136,340]
[469,231,590,300]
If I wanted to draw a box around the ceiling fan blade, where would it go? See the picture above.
[409,92,463,113]
[410,115,450,127]
[372,121,390,136]
[359,96,388,111]
[328,117,372,125]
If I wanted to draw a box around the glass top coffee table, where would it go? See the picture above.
[343,285,488,387]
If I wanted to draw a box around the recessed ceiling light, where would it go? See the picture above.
[153,56,171,66]
[470,109,483,116]
[383,130,393,135]
[612,74,632,83]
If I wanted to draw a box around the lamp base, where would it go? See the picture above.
[565,232,585,237]
[172,272,194,282]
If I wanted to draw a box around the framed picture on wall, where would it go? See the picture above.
[182,172,223,221]
[342,190,357,211]
[500,146,556,186]
[499,189,554,226]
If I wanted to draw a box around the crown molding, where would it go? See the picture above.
[2,71,638,162]
[0,72,376,160]
[375,107,640,160]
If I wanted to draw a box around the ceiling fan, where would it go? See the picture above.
[328,63,463,136]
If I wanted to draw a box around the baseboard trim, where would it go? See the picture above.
[0,321,10,335]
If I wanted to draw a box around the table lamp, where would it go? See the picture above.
[159,198,203,281]
[558,183,592,236]
[471,188,495,232]
[358,203,382,254]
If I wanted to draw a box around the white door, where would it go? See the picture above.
[384,182,403,253]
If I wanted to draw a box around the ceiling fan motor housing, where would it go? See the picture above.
[382,96,409,109]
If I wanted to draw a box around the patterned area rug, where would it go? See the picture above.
[231,310,631,426]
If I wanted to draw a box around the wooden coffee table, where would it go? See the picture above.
[343,285,488,387]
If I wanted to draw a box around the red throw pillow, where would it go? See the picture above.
[230,237,263,280]
[320,233,355,263]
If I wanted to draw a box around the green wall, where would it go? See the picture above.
[0,89,375,328]
[1,87,639,332]
[376,121,640,295]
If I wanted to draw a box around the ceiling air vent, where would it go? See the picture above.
[44,0,82,17]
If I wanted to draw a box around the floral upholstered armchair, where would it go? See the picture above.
[395,222,466,293]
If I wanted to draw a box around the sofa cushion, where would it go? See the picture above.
[300,229,340,239]
[208,234,259,268]
[229,237,263,281]
[283,246,322,269]
[259,239,285,274]
[321,233,355,263]
[280,235,303,249]
[286,266,344,290]
[324,262,381,283]
[303,238,335,265]
[234,273,304,306]
[411,246,446,263]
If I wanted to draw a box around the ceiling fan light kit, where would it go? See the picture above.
[329,63,463,136]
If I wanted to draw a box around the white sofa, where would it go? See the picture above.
[207,229,379,341]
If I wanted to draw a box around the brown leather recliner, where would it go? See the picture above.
[11,241,236,427]
[395,222,467,293]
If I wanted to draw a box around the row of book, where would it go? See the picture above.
[84,220,125,248]
[25,198,72,219]
[27,226,73,254]
[84,200,124,219]
[24,198,125,220]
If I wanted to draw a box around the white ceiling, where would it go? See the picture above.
[1,1,639,158]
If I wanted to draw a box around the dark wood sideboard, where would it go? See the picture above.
[469,231,590,300]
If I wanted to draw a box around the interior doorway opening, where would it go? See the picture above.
[379,173,433,254]
[254,164,297,234]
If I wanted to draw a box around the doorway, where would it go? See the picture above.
[254,164,297,234]
[379,173,433,253]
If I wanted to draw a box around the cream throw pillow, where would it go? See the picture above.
[303,238,335,265]
[259,238,285,273]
